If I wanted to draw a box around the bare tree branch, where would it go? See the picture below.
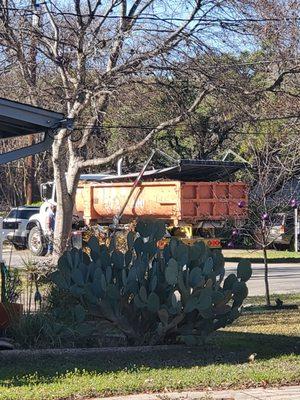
[78,88,211,168]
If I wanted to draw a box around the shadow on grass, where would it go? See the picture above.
[0,329,299,387]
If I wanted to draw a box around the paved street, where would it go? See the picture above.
[2,248,300,297]
[226,262,300,296]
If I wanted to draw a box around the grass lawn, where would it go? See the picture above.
[223,249,300,263]
[244,292,300,306]
[0,297,299,400]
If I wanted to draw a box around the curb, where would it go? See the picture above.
[0,344,192,358]
[92,386,300,400]
[224,257,300,264]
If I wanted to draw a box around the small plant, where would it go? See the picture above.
[8,310,95,349]
[8,311,48,348]
[0,265,23,330]
[2,266,22,303]
[50,219,252,346]
[21,257,52,312]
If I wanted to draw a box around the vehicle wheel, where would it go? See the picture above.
[273,243,284,251]
[28,226,47,256]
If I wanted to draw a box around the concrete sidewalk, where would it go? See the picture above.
[94,386,300,400]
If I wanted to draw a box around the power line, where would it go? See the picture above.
[71,113,300,134]
[1,4,300,25]
[83,57,300,70]
[74,114,300,127]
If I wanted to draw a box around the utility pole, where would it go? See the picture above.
[290,199,298,252]
[0,217,5,302]
[294,207,298,252]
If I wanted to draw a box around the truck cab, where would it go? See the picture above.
[26,178,102,256]
[26,182,56,256]
[269,212,299,251]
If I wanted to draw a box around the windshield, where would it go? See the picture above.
[271,215,285,225]
[7,209,39,220]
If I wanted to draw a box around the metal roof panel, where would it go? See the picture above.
[81,160,246,183]
[0,97,64,139]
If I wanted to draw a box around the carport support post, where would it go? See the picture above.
[295,207,298,253]
[0,217,3,264]
[0,217,5,302]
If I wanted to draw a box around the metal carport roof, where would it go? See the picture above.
[0,98,68,164]
[81,159,246,183]
[140,159,246,181]
[0,97,64,139]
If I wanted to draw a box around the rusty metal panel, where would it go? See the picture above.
[76,181,181,223]
[181,182,248,221]
[75,180,248,224]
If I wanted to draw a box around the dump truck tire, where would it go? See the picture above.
[28,226,47,256]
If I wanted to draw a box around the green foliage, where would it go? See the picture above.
[237,260,252,282]
[7,312,49,348]
[8,309,94,349]
[1,266,22,303]
[49,219,251,346]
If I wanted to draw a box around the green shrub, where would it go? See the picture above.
[50,220,252,346]
[8,309,96,349]
[8,312,50,348]
[1,266,22,303]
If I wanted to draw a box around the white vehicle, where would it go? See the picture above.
[26,200,55,256]
[3,206,40,250]
[26,175,108,256]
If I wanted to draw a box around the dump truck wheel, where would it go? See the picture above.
[28,226,47,256]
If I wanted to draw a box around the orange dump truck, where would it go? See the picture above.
[74,160,248,248]
[76,181,247,224]
[29,160,248,255]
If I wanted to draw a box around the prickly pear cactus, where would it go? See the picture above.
[50,219,252,345]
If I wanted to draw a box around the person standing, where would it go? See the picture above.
[45,201,56,255]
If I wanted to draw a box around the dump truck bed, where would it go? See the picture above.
[75,180,247,225]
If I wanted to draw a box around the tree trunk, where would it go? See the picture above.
[262,246,271,306]
[53,195,74,256]
[52,137,71,257]
[52,135,80,257]
[26,137,34,205]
